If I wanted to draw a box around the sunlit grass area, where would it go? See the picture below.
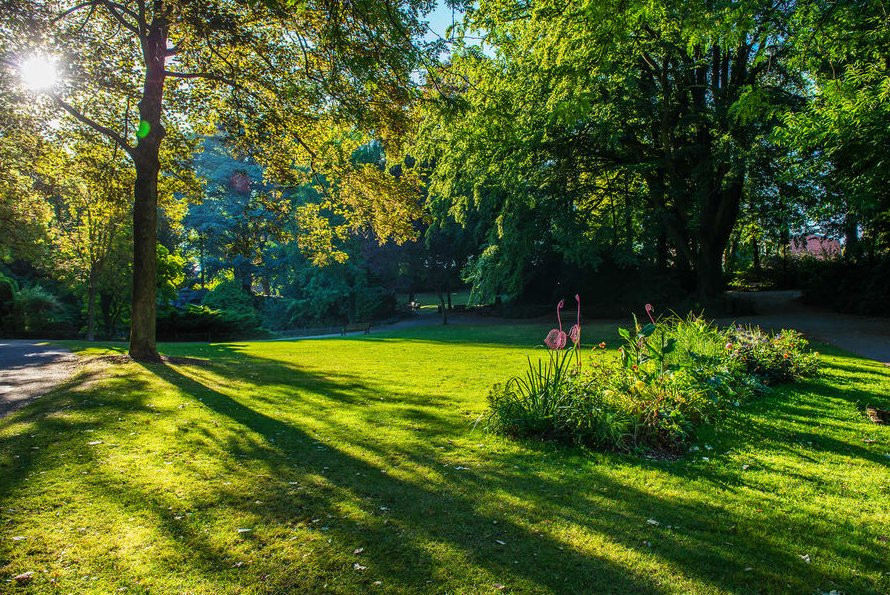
[1,324,888,593]
[398,290,474,311]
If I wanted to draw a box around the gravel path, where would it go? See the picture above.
[0,341,79,418]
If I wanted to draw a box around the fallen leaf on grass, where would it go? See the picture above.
[865,406,888,424]
[14,572,33,584]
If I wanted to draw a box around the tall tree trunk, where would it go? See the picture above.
[694,180,743,301]
[695,241,724,301]
[752,237,761,275]
[843,212,860,261]
[128,16,168,361]
[100,291,114,337]
[130,164,160,359]
[438,292,448,325]
[199,235,206,289]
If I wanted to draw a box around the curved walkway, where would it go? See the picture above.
[0,341,79,417]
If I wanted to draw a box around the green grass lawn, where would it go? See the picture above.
[1,323,889,593]
[399,290,474,310]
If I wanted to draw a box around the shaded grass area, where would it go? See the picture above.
[1,324,888,593]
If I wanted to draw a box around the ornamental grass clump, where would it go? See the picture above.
[486,302,821,453]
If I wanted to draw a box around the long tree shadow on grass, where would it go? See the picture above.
[137,358,663,592]
[5,343,885,592]
[709,376,890,468]
[136,348,886,594]
[0,363,157,501]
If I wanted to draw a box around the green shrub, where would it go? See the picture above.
[354,287,397,322]
[156,304,263,341]
[199,280,262,331]
[487,351,632,447]
[485,312,820,453]
[0,272,17,330]
[798,257,890,316]
[261,287,398,330]
[487,350,591,442]
[726,326,820,385]
[12,285,64,333]
[258,297,294,331]
[203,280,256,312]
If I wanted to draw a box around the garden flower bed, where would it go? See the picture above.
[485,301,820,452]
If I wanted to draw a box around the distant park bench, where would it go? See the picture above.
[341,322,371,335]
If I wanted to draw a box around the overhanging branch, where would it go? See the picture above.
[51,94,135,158]
[101,1,140,34]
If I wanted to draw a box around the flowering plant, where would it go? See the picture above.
[487,305,820,454]
[725,325,819,384]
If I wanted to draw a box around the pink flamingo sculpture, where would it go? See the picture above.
[544,299,567,350]
[645,303,656,324]
[568,294,582,366]
[568,294,581,347]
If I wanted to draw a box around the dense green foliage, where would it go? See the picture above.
[799,256,890,316]
[487,315,819,451]
[1,326,887,592]
[1,0,888,335]
[1,0,447,356]
[414,0,889,303]
[783,0,890,255]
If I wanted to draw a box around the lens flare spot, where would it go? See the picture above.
[136,120,151,138]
